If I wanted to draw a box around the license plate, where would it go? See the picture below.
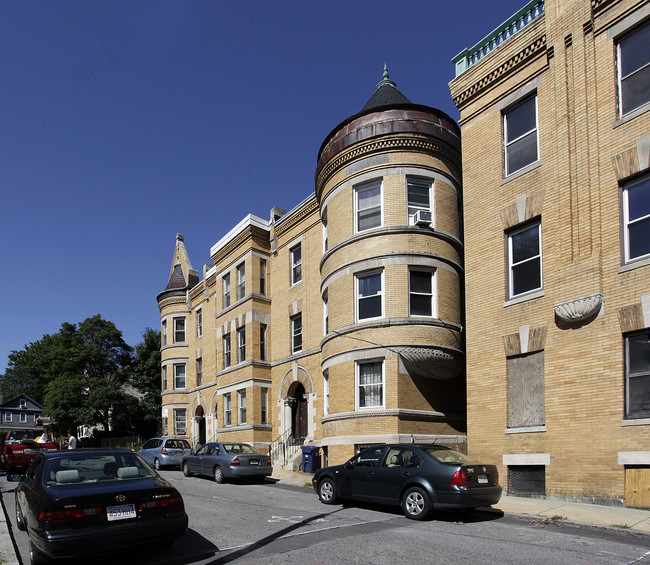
[478,475,488,484]
[249,459,260,466]
[106,504,136,521]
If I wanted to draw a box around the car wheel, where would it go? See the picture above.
[182,462,191,477]
[15,500,26,531]
[154,458,161,470]
[401,486,432,520]
[318,478,338,504]
[214,466,224,484]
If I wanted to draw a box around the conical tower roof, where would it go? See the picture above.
[361,64,412,111]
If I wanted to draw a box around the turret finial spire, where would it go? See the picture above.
[375,63,397,91]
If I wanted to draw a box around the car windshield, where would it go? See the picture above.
[43,453,156,486]
[223,443,259,454]
[7,430,39,442]
[423,447,477,464]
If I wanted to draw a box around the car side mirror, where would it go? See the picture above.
[344,461,353,469]
[6,472,23,483]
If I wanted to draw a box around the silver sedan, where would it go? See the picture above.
[181,442,272,483]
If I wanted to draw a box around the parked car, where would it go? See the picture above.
[312,444,502,520]
[1,429,58,474]
[138,437,191,470]
[182,442,272,483]
[13,449,188,563]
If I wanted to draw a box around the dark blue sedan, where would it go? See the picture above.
[14,450,188,563]
[182,442,272,483]
[312,444,501,520]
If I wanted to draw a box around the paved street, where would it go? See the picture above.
[3,469,650,564]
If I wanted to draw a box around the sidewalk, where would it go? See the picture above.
[271,469,650,534]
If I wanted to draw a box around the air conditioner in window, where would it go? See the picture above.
[414,210,432,227]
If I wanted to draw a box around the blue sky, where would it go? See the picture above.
[1,0,526,372]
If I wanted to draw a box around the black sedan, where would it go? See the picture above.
[312,444,501,520]
[14,450,188,563]
[182,442,272,483]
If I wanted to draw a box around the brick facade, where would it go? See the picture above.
[450,0,650,505]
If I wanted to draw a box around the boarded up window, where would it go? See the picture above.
[508,351,545,428]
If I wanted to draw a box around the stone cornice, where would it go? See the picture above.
[316,134,460,199]
[453,34,547,110]
[274,197,320,239]
[211,225,270,266]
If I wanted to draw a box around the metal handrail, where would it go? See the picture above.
[269,429,304,466]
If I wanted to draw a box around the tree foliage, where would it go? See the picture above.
[1,315,161,439]
[130,328,162,438]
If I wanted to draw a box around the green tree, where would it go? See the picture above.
[131,328,162,438]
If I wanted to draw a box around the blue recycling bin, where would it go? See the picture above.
[301,445,321,473]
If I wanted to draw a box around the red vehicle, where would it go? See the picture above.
[2,429,58,474]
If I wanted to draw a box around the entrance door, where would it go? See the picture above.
[290,383,307,441]
[195,406,206,446]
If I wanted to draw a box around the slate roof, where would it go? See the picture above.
[361,65,412,111]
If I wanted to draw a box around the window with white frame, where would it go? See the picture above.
[162,320,167,346]
[356,270,383,321]
[237,327,246,363]
[625,331,650,419]
[196,358,202,387]
[196,309,202,338]
[507,220,542,299]
[162,366,167,390]
[617,19,650,117]
[322,207,328,252]
[290,243,302,285]
[291,313,302,354]
[238,390,247,424]
[4,413,11,423]
[357,360,384,409]
[260,258,267,295]
[175,409,187,435]
[20,398,26,409]
[409,269,436,317]
[223,273,231,308]
[237,263,246,300]
[174,364,186,389]
[223,333,231,368]
[323,291,329,335]
[622,175,650,263]
[355,180,382,232]
[173,317,186,343]
[20,413,27,423]
[503,94,539,176]
[224,393,232,427]
[407,178,433,226]
[323,370,329,416]
[261,387,268,424]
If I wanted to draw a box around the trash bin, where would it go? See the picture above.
[301,445,321,473]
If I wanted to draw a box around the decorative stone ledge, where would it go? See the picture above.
[554,292,603,324]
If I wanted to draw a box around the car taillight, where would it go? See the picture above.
[231,457,240,466]
[494,470,499,484]
[139,496,183,510]
[161,447,168,455]
[39,507,101,521]
[451,470,468,486]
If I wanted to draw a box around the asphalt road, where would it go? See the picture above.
[3,469,650,564]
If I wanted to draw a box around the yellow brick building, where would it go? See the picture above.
[157,69,467,470]
[450,0,650,506]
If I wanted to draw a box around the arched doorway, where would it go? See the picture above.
[288,382,307,441]
[195,405,206,446]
